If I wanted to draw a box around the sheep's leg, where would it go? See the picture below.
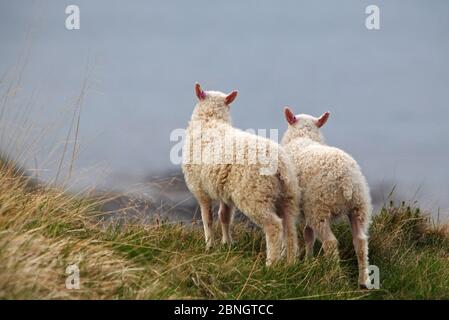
[262,213,283,266]
[199,199,214,250]
[244,208,283,266]
[218,201,234,245]
[349,212,369,289]
[314,219,339,259]
[303,225,316,259]
[280,206,299,264]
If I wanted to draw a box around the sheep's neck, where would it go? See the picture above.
[191,105,231,124]
[290,137,323,149]
[188,110,233,134]
[282,128,324,146]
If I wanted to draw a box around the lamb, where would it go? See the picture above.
[281,107,372,288]
[182,83,300,266]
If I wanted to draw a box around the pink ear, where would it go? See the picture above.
[225,90,238,105]
[195,82,206,100]
[284,107,297,125]
[316,112,330,128]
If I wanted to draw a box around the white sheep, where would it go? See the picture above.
[182,83,300,266]
[281,107,372,288]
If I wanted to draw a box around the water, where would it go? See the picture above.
[0,0,448,217]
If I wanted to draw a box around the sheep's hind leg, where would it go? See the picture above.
[243,207,283,266]
[303,225,316,260]
[349,211,370,289]
[199,198,214,250]
[280,205,299,264]
[314,218,339,259]
[218,201,234,245]
[262,213,283,266]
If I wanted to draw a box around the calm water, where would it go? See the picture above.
[1,1,448,217]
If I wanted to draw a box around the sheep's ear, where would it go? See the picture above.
[284,107,297,125]
[316,112,330,128]
[225,90,238,105]
[195,82,206,100]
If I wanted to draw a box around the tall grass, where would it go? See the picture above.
[0,159,448,299]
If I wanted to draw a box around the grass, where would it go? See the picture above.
[0,160,448,299]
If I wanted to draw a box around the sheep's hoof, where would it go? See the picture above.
[265,258,276,267]
[359,284,368,290]
[265,258,281,267]
[221,239,235,246]
[304,255,314,261]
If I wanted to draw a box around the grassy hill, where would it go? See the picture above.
[0,160,448,299]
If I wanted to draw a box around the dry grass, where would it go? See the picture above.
[0,158,448,299]
[0,161,140,299]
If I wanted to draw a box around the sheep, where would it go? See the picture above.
[182,83,300,266]
[281,107,372,288]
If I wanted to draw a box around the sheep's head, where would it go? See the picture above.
[282,106,330,144]
[191,83,238,122]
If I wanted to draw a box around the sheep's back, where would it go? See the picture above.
[182,123,285,208]
[288,143,370,214]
